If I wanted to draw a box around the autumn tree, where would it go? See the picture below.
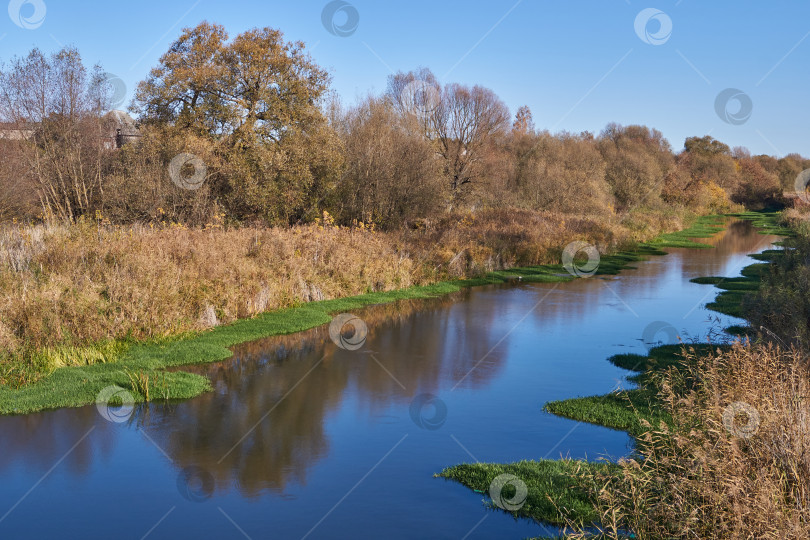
[512,105,534,134]
[753,154,778,174]
[777,153,810,191]
[681,135,739,195]
[734,158,782,209]
[684,135,730,156]
[597,123,674,211]
[132,22,342,224]
[509,131,612,215]
[333,96,446,228]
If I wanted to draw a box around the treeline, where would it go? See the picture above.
[0,22,808,227]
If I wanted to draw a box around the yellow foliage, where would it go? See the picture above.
[705,181,733,213]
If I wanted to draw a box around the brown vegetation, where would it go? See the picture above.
[0,205,675,363]
[2,27,806,229]
[579,344,810,539]
[0,21,807,380]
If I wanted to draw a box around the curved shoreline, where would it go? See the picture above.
[436,210,790,531]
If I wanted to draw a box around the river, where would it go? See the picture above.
[0,220,779,539]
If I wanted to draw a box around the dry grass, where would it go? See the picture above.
[0,218,422,352]
[781,206,810,233]
[573,343,810,539]
[401,207,689,277]
[0,206,692,383]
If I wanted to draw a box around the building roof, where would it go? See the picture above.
[105,110,138,135]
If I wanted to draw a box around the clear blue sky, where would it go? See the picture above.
[2,0,808,156]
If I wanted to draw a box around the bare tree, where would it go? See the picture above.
[0,47,111,221]
[387,69,510,198]
[431,83,510,193]
[335,95,446,227]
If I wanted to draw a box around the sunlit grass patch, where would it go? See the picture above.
[728,210,795,236]
[545,388,666,437]
[643,214,727,249]
[36,340,129,369]
[545,345,725,436]
[436,459,614,526]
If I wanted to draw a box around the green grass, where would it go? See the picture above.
[546,388,663,437]
[0,212,741,415]
[436,459,614,527]
[725,324,756,337]
[749,248,783,261]
[545,344,727,435]
[686,211,788,320]
[694,260,777,318]
[607,343,706,373]
[642,214,727,249]
[727,210,795,237]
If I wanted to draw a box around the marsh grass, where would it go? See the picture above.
[37,340,129,369]
[566,344,810,539]
[742,216,810,349]
[124,368,170,402]
[643,214,727,249]
[544,345,723,437]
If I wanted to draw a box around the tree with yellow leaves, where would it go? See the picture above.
[132,22,343,225]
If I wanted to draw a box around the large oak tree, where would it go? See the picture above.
[132,22,342,224]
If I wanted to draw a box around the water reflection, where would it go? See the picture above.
[0,219,780,539]
[150,291,514,497]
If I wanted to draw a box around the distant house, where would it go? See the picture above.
[0,110,140,149]
[104,110,140,149]
[0,122,35,140]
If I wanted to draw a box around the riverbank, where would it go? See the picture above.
[0,211,732,414]
[437,210,806,537]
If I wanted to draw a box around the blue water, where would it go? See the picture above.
[0,220,777,539]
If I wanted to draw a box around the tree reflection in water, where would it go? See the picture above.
[140,290,511,497]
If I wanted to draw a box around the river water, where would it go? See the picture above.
[0,220,779,539]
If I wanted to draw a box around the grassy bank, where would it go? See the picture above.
[436,344,717,528]
[437,210,808,536]
[438,459,611,527]
[0,211,726,414]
